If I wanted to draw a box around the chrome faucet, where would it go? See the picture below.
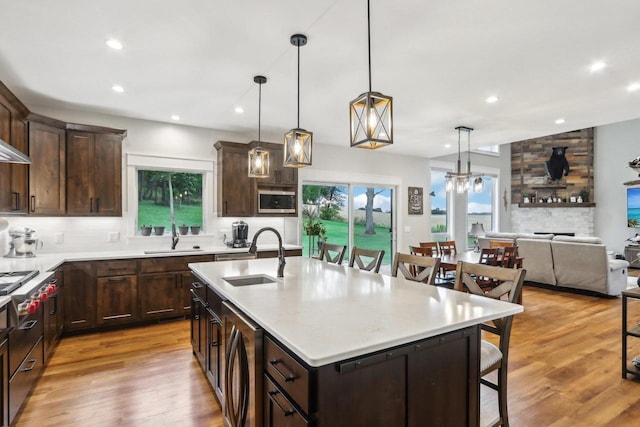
[248,227,285,277]
[171,223,179,250]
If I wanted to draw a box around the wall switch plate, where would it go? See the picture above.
[404,226,411,233]
[108,232,120,242]
[54,232,64,244]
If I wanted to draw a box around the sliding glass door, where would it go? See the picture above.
[302,183,395,268]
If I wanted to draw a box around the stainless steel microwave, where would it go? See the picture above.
[257,190,296,214]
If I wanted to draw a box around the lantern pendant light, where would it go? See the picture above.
[349,0,393,149]
[248,75,270,178]
[445,126,474,194]
[284,34,313,168]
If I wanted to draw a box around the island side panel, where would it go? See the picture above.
[315,326,480,427]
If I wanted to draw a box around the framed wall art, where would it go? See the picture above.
[408,186,423,215]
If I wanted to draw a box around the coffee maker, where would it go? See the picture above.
[230,221,249,248]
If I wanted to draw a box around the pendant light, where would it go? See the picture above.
[445,126,474,194]
[284,34,313,168]
[248,75,270,178]
[349,0,393,149]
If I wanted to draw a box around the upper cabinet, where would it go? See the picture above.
[0,82,29,214]
[67,129,123,216]
[28,119,66,215]
[215,140,298,217]
[215,141,255,217]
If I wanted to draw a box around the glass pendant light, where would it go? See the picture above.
[284,34,313,168]
[349,0,393,149]
[445,126,474,193]
[248,75,270,178]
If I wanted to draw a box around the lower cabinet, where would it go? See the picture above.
[264,375,309,427]
[43,269,64,364]
[96,275,138,325]
[9,337,44,426]
[63,262,96,331]
[139,273,182,319]
[206,307,223,402]
[0,337,8,427]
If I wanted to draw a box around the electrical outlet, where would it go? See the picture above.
[54,232,64,244]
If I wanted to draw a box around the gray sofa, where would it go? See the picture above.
[478,232,629,296]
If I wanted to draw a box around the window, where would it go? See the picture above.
[467,176,493,245]
[137,170,203,233]
[430,170,448,241]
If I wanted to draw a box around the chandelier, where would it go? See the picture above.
[445,126,483,193]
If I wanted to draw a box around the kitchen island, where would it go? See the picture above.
[189,256,523,427]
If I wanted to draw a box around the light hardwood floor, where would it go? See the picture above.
[15,272,640,426]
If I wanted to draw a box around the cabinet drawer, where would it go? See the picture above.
[96,260,138,277]
[264,375,309,427]
[264,336,311,415]
[140,255,214,273]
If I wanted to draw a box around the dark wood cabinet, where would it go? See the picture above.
[254,141,297,187]
[96,275,138,325]
[28,120,66,215]
[66,130,123,216]
[215,140,255,217]
[0,82,29,214]
[63,262,96,331]
[263,326,480,427]
[139,273,182,319]
[182,271,193,314]
[0,336,7,427]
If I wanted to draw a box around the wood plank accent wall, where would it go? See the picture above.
[511,128,594,204]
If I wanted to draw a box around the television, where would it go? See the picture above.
[628,187,640,227]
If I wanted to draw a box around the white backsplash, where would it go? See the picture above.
[0,216,292,256]
[511,205,595,236]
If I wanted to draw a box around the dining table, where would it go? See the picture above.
[437,250,524,270]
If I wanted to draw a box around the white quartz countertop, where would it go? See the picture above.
[0,244,301,274]
[189,257,523,367]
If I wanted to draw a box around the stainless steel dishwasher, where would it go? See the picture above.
[222,301,263,427]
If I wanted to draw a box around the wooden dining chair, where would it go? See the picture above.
[453,261,526,427]
[438,240,458,280]
[419,241,440,256]
[489,240,515,249]
[317,243,347,265]
[348,247,385,273]
[409,245,433,257]
[479,248,500,266]
[501,246,518,268]
[392,252,441,286]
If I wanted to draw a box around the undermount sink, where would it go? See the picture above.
[144,249,204,254]
[223,274,277,287]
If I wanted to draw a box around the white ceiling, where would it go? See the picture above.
[1,0,640,158]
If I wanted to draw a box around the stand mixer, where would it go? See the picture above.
[4,227,43,258]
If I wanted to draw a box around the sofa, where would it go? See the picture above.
[478,232,629,296]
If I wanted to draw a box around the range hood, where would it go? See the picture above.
[0,138,30,164]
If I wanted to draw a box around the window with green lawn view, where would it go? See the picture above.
[137,170,203,235]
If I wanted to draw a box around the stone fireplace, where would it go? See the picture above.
[511,205,594,236]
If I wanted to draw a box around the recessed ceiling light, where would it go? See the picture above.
[171,115,180,121]
[555,118,566,124]
[106,38,123,50]
[234,106,244,114]
[628,82,640,92]
[112,85,124,93]
[444,144,451,148]
[486,95,499,104]
[590,61,606,72]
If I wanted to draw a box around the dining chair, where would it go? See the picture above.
[348,247,385,273]
[409,245,433,257]
[489,240,515,249]
[419,241,440,256]
[391,252,441,286]
[453,261,525,427]
[500,246,518,268]
[479,248,500,266]
[438,240,458,281]
[317,243,347,265]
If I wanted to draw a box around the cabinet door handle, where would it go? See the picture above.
[268,359,297,382]
[268,390,295,416]
[224,201,228,214]
[21,359,37,372]
[90,197,94,213]
[107,277,127,282]
[96,197,100,213]
[30,195,35,212]
[192,282,202,289]
[20,320,38,330]
[51,294,58,315]
[12,192,19,211]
